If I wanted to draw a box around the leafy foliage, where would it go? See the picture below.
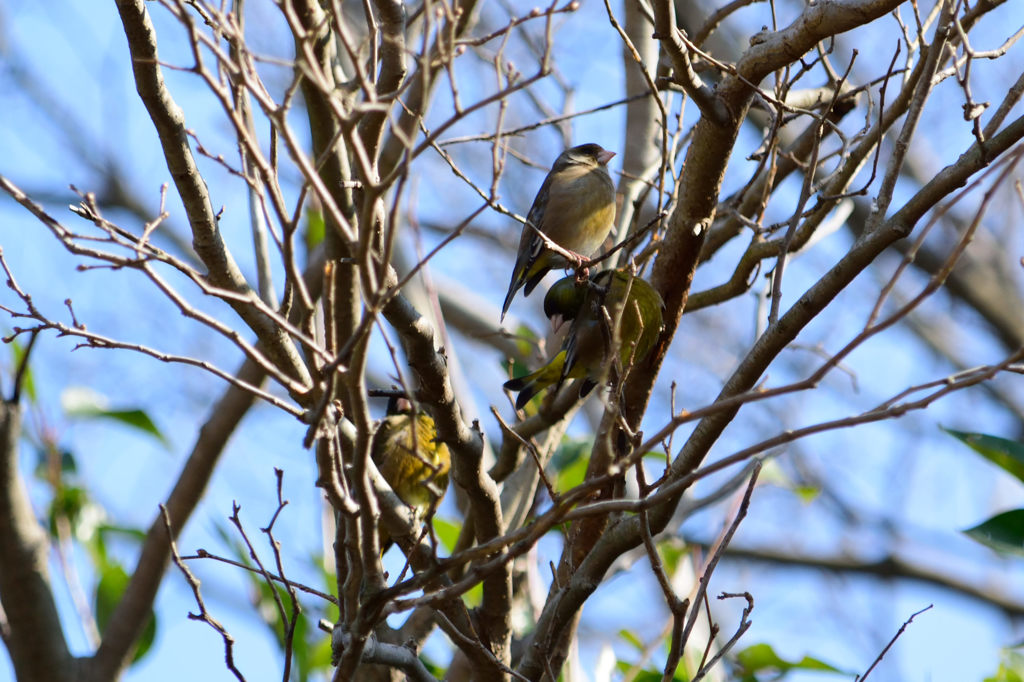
[945,428,1024,485]
[951,430,1024,556]
[733,643,847,681]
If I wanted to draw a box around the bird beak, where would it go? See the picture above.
[597,150,616,165]
[550,313,567,335]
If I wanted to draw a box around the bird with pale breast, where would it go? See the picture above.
[501,143,617,321]
[371,397,450,552]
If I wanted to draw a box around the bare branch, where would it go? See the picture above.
[112,0,312,392]
[162,506,246,682]
[0,381,74,681]
[857,605,933,681]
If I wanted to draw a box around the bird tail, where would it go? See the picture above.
[504,351,567,410]
[521,266,550,297]
[501,256,551,320]
[501,268,524,321]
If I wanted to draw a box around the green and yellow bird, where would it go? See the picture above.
[504,269,664,410]
[501,143,617,320]
[371,397,451,550]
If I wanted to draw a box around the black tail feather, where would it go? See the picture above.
[579,378,597,398]
[522,266,549,297]
[504,375,541,410]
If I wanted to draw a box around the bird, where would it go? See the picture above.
[500,143,617,320]
[543,272,591,334]
[370,397,451,551]
[504,269,664,410]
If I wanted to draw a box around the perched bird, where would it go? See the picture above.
[371,397,451,551]
[543,272,591,334]
[501,143,617,320]
[504,269,664,410]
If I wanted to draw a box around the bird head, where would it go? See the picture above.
[386,395,414,416]
[544,275,592,334]
[553,143,616,172]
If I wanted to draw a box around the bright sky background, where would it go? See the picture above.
[3,1,1024,681]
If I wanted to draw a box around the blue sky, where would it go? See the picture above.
[3,0,1024,681]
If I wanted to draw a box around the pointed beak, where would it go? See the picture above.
[597,150,616,165]
[550,313,567,335]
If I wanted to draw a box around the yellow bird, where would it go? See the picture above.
[501,143,617,320]
[504,269,664,410]
[371,397,451,551]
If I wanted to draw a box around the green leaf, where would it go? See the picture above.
[312,562,340,624]
[433,517,461,553]
[8,338,37,402]
[556,455,589,492]
[551,438,592,491]
[944,428,1024,485]
[62,387,169,447]
[511,324,539,359]
[964,509,1024,556]
[984,650,1024,682]
[614,661,689,682]
[735,643,845,678]
[48,485,90,538]
[95,409,167,444]
[307,632,334,675]
[97,524,147,546]
[60,449,78,473]
[34,447,77,480]
[619,628,645,652]
[986,664,1024,682]
[87,524,147,566]
[794,485,821,504]
[757,460,819,503]
[305,208,325,254]
[551,438,591,470]
[95,562,156,663]
[95,563,129,632]
[656,538,688,576]
[463,580,483,608]
[421,653,447,678]
[286,614,314,677]
[134,610,158,663]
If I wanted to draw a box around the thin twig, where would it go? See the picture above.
[856,604,933,680]
[161,506,246,681]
